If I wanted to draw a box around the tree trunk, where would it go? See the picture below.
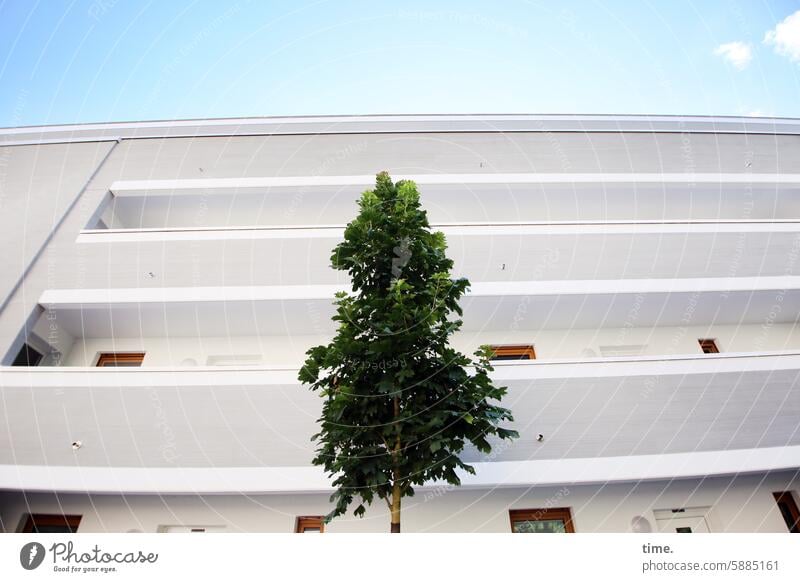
[390,480,401,533]
[390,395,402,533]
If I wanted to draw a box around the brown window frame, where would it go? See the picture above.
[21,513,82,533]
[773,492,800,533]
[698,339,719,354]
[489,344,536,361]
[509,507,575,533]
[95,352,145,367]
[295,516,324,533]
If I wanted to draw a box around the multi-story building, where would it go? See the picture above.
[0,114,799,533]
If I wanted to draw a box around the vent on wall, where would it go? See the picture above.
[599,344,647,357]
[158,525,227,533]
[206,354,263,366]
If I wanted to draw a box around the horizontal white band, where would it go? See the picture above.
[3,351,800,387]
[108,172,800,196]
[2,446,798,494]
[3,114,800,146]
[38,276,800,306]
[76,220,800,244]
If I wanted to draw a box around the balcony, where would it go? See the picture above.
[57,174,800,292]
[85,174,800,230]
[4,264,799,492]
[72,220,800,286]
[1,351,799,492]
[19,278,800,361]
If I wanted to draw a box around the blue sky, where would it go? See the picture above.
[1,0,799,127]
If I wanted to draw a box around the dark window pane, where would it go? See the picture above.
[296,516,324,533]
[513,519,566,533]
[774,492,800,533]
[22,514,81,533]
[31,524,73,533]
[698,339,719,354]
[96,353,145,367]
[509,508,574,533]
[11,343,43,367]
[489,345,536,360]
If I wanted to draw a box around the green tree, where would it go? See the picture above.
[298,172,518,532]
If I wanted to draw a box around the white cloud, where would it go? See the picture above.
[764,10,800,63]
[714,41,753,69]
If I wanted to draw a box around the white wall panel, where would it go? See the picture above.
[1,471,796,532]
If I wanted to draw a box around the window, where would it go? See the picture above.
[21,514,81,533]
[96,352,145,367]
[773,492,800,533]
[509,508,574,533]
[489,345,536,361]
[296,516,324,533]
[11,343,43,367]
[698,339,719,354]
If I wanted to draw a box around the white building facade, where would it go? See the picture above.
[0,114,799,533]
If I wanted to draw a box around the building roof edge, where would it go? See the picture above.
[1,113,799,146]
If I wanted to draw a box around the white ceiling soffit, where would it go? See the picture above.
[35,281,800,337]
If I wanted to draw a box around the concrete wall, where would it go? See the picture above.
[0,142,113,362]
[1,472,797,533]
[0,142,113,308]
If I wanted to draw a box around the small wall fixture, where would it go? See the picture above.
[537,434,544,442]
[631,515,653,533]
[145,272,156,279]
[71,441,83,450]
